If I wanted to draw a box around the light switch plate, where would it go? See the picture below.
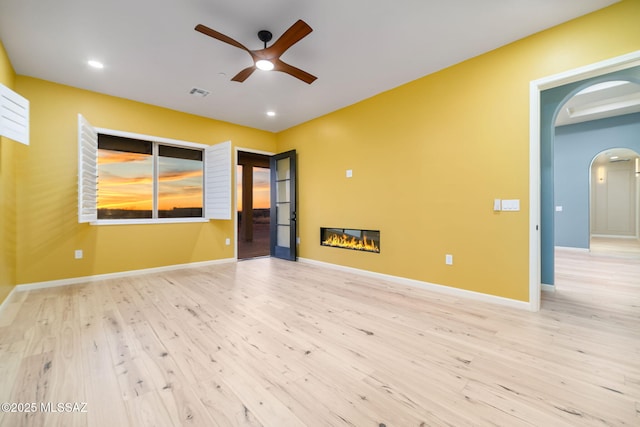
[346,169,353,178]
[501,199,520,211]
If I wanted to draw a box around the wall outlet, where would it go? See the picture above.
[225,238,231,246]
[445,254,453,265]
[74,249,83,259]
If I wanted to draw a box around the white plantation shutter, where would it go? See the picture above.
[0,83,29,145]
[78,114,98,223]
[204,140,231,220]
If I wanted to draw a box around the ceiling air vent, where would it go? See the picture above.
[189,87,210,97]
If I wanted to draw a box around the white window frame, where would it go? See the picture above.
[78,114,231,225]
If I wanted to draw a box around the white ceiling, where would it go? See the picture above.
[0,0,621,132]
[592,148,639,166]
[555,80,640,126]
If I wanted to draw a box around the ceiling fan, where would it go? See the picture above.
[195,19,317,84]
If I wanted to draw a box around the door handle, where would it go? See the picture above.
[291,212,297,221]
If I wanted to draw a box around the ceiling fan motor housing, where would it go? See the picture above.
[258,30,273,47]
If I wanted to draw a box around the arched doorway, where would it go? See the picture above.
[589,148,640,254]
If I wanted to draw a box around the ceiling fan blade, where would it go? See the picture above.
[231,65,257,82]
[274,59,317,84]
[195,24,251,53]
[264,20,312,59]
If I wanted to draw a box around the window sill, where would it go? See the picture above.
[90,218,210,226]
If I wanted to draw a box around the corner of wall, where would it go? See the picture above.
[0,39,15,87]
[0,37,18,305]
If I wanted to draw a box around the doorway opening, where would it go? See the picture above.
[589,148,640,255]
[552,80,640,259]
[530,50,640,311]
[237,151,271,259]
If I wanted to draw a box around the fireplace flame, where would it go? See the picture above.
[322,233,380,253]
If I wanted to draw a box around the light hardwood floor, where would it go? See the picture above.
[590,236,640,257]
[0,248,638,426]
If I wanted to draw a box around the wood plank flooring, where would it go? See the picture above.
[590,236,640,258]
[0,247,638,426]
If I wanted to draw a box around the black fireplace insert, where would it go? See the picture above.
[320,228,380,253]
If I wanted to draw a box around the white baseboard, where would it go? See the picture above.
[13,256,535,311]
[541,283,555,292]
[555,246,589,252]
[0,286,17,316]
[16,258,236,292]
[591,234,637,239]
[298,258,532,311]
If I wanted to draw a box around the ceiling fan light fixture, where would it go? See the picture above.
[255,59,274,71]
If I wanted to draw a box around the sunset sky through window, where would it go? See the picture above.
[98,150,271,213]
[98,149,203,211]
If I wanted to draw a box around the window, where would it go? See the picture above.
[78,114,231,224]
[97,134,154,219]
[0,83,29,145]
[157,145,204,219]
[97,134,204,219]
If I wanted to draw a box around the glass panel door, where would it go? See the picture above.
[270,150,297,261]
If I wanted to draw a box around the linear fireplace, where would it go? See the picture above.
[320,228,380,253]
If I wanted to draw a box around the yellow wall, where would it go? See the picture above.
[13,77,276,285]
[277,0,640,301]
[0,41,14,86]
[0,40,18,303]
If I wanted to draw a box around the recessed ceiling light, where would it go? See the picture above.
[266,111,276,117]
[88,60,104,69]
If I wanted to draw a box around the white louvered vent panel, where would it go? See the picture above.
[78,114,98,223]
[0,83,29,145]
[204,140,231,220]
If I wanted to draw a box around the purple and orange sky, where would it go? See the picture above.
[237,165,270,211]
[98,149,203,211]
[98,151,271,212]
